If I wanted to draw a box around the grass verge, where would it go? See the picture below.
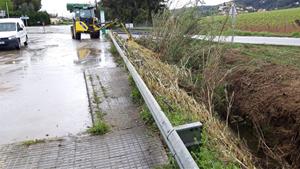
[223,30,300,37]
[230,43,300,69]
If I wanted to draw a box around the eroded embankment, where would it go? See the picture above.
[222,53,300,169]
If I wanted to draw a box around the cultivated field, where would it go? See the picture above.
[212,7,300,35]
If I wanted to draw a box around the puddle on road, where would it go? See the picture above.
[74,48,101,65]
[0,27,114,145]
[74,38,117,69]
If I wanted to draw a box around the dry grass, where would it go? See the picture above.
[117,36,256,168]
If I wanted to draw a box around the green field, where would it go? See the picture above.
[231,44,300,69]
[211,7,300,34]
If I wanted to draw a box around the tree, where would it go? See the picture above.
[12,0,41,11]
[18,2,35,14]
[146,0,165,23]
[100,0,165,24]
[9,0,49,26]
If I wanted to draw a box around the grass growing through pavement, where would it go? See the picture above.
[87,75,110,135]
[22,139,46,146]
[87,121,109,136]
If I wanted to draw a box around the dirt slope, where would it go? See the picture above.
[225,57,300,168]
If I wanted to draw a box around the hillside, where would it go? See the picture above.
[236,0,300,10]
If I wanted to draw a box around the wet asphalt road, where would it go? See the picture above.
[0,26,109,144]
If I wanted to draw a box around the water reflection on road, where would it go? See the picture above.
[0,26,114,144]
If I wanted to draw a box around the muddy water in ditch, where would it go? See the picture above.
[0,26,114,144]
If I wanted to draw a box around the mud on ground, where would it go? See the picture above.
[223,52,300,169]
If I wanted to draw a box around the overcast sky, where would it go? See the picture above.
[41,0,231,16]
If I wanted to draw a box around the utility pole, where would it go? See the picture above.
[229,1,237,43]
[6,1,10,18]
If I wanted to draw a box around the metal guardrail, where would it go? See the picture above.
[109,32,199,169]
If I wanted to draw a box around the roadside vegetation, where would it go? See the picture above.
[87,121,109,136]
[0,0,51,26]
[115,8,251,168]
[113,5,300,169]
[109,42,125,67]
[100,0,165,25]
[21,138,64,146]
[224,29,300,37]
[211,7,300,36]
[87,75,110,136]
[128,75,240,169]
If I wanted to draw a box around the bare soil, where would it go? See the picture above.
[224,53,300,169]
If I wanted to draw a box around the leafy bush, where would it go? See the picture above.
[10,11,50,26]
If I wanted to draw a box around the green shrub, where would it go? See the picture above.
[87,121,109,135]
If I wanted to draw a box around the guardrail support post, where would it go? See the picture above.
[175,122,202,148]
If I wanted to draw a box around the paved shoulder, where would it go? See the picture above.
[0,128,166,169]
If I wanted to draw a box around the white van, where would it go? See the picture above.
[0,18,28,49]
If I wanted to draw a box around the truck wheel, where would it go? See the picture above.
[75,32,81,40]
[16,39,21,50]
[90,31,100,39]
[71,26,75,39]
